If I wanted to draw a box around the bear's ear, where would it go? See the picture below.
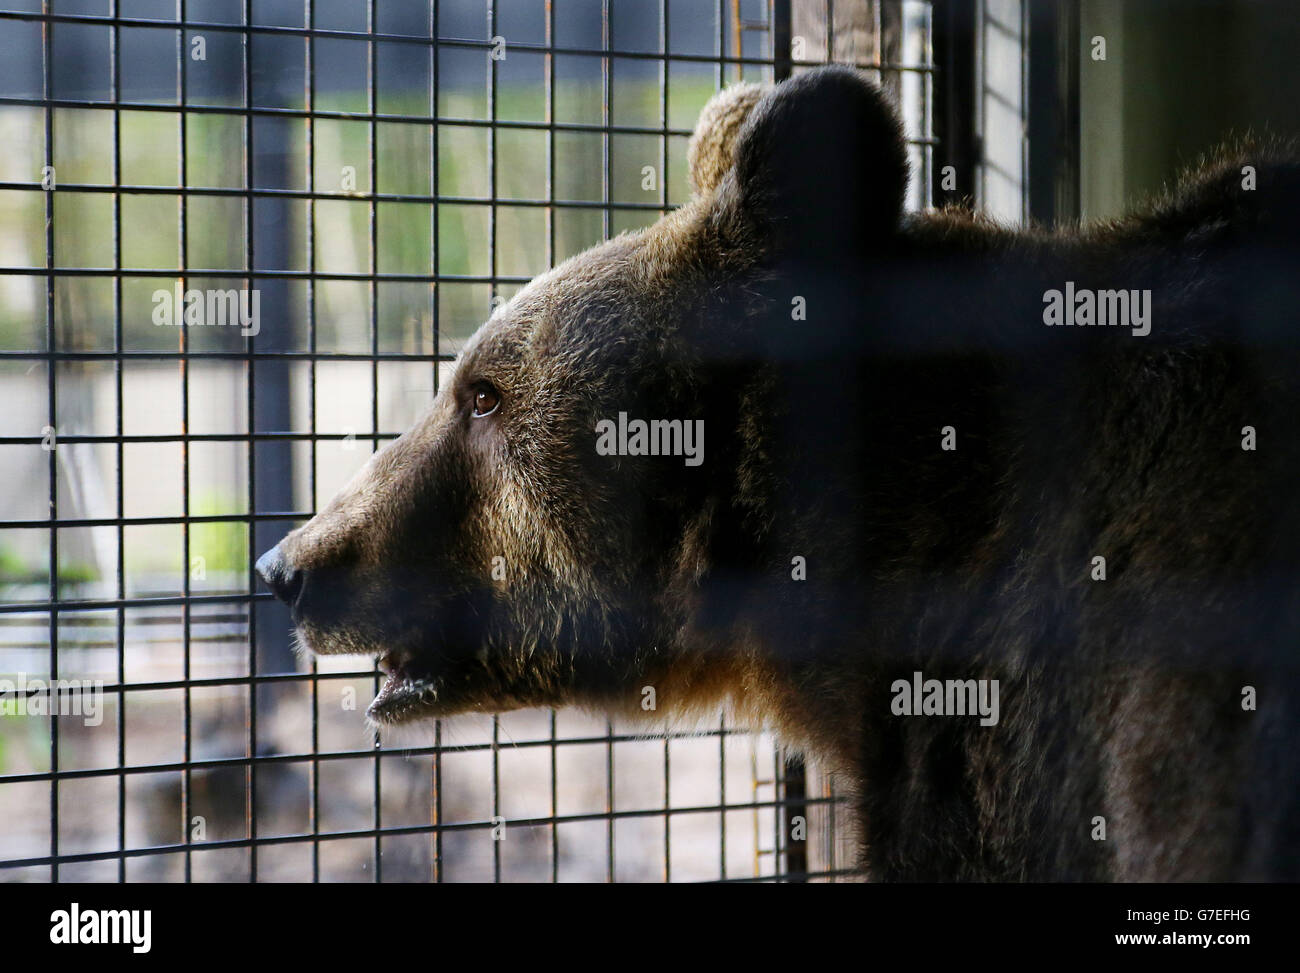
[720,67,909,256]
[688,81,768,197]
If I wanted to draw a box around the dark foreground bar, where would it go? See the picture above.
[1,881,1292,960]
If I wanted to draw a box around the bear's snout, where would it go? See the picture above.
[255,544,304,609]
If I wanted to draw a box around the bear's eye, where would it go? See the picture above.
[471,383,501,418]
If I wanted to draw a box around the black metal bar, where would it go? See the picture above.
[7,98,945,131]
[367,0,382,886]
[775,0,807,883]
[243,0,257,883]
[0,8,906,70]
[1028,0,1079,225]
[601,0,614,887]
[0,718,769,769]
[545,0,558,886]
[661,0,672,885]
[429,0,442,888]
[307,0,322,887]
[781,753,808,881]
[41,0,59,885]
[773,0,792,81]
[932,0,978,206]
[110,0,128,885]
[487,1,502,887]
[0,792,857,869]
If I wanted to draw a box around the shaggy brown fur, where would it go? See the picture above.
[258,67,1300,881]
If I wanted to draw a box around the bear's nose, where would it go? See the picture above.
[255,544,304,608]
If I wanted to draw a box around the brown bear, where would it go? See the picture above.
[257,67,1300,881]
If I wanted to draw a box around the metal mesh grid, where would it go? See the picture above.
[0,0,935,883]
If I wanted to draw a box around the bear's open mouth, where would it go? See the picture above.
[368,650,438,722]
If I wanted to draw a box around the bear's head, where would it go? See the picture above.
[255,67,908,728]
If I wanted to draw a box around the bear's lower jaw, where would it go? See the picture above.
[365,648,449,722]
[366,668,441,723]
[366,673,535,725]
[365,653,531,724]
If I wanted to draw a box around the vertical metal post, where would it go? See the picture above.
[1028,0,1080,225]
[773,0,793,80]
[781,754,808,880]
[246,0,299,883]
[932,0,978,206]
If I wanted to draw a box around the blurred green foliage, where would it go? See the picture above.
[0,78,724,354]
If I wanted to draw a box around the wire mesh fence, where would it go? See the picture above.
[0,0,936,882]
